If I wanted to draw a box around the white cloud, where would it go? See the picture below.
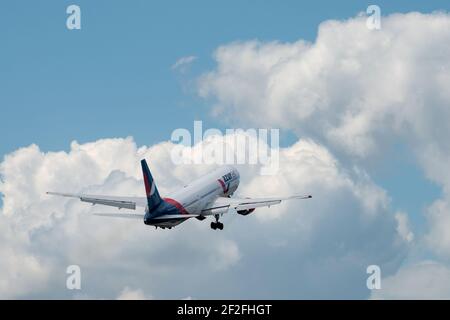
[395,212,414,243]
[425,199,450,259]
[0,244,49,298]
[0,137,242,299]
[208,240,241,271]
[199,12,450,158]
[371,261,450,299]
[197,12,450,269]
[172,56,197,72]
[0,134,408,299]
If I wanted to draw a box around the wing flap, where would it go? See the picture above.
[235,200,281,211]
[203,194,312,212]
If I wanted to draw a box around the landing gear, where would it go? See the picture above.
[155,226,172,230]
[210,221,224,230]
[210,214,224,230]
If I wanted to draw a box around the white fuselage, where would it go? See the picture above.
[164,165,240,216]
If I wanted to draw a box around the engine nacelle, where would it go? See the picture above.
[237,208,255,216]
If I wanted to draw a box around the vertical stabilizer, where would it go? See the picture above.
[141,159,162,212]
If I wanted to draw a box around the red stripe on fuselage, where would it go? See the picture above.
[217,179,228,193]
[163,197,189,215]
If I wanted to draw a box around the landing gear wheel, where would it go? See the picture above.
[210,222,223,230]
[211,214,224,230]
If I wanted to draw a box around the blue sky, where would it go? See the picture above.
[0,0,445,231]
[1,0,446,155]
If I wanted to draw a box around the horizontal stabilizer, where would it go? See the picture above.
[92,213,145,219]
[91,213,198,220]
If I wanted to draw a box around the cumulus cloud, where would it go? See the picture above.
[0,137,242,299]
[425,199,450,259]
[395,212,414,243]
[198,12,450,158]
[197,11,450,283]
[0,133,408,299]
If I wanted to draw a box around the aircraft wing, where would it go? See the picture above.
[93,213,145,219]
[47,192,148,209]
[202,194,312,213]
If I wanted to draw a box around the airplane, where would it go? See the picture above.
[47,159,312,230]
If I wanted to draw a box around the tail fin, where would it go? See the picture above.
[141,159,162,212]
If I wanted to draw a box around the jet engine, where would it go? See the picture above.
[237,208,255,216]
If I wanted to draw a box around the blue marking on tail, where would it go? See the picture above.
[141,159,162,212]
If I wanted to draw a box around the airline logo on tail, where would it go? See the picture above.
[141,159,162,211]
[143,170,156,197]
